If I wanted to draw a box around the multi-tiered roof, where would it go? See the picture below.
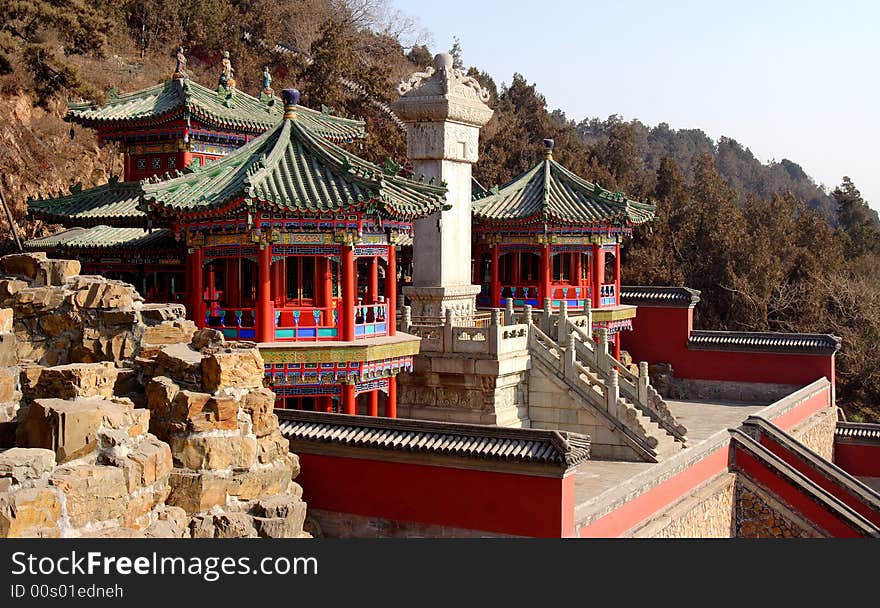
[140,91,447,222]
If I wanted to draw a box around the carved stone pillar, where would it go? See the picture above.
[394,53,494,323]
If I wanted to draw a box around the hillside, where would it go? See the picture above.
[1,0,879,421]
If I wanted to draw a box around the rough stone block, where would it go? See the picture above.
[142,320,197,346]
[0,252,46,280]
[0,448,56,484]
[257,430,289,464]
[21,362,119,401]
[18,398,104,463]
[119,436,173,492]
[241,388,278,437]
[153,344,202,388]
[167,469,229,513]
[146,376,179,419]
[0,367,19,403]
[140,303,187,325]
[0,308,13,333]
[228,459,293,500]
[170,433,257,470]
[190,328,225,351]
[0,333,17,367]
[49,465,128,528]
[0,487,61,538]
[201,347,264,392]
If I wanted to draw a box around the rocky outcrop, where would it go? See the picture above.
[0,253,308,538]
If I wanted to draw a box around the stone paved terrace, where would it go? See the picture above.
[574,398,769,520]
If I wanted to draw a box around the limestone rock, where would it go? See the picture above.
[202,347,265,392]
[170,434,257,470]
[229,459,293,501]
[191,328,225,351]
[142,320,197,347]
[213,512,257,538]
[257,430,289,464]
[240,388,278,437]
[21,362,119,401]
[167,469,229,513]
[0,486,62,537]
[0,448,56,484]
[153,343,202,388]
[140,303,187,325]
[0,252,46,280]
[49,464,128,527]
[18,398,104,463]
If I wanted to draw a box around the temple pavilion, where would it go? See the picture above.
[25,55,446,417]
[470,139,655,357]
[27,59,364,302]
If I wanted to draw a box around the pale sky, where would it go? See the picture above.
[392,0,878,209]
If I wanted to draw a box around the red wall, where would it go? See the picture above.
[756,433,880,527]
[732,447,865,537]
[622,305,835,388]
[834,443,880,478]
[578,383,833,537]
[296,452,575,538]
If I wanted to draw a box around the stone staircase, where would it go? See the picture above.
[522,304,686,462]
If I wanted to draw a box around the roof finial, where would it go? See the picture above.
[281,89,300,119]
[260,65,274,103]
[543,138,554,160]
[217,50,236,94]
[174,46,187,79]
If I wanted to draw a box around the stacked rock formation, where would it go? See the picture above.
[0,253,307,538]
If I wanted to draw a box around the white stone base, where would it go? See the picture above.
[403,284,481,323]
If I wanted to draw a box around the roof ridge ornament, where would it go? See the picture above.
[173,46,187,79]
[260,65,274,104]
[216,50,237,102]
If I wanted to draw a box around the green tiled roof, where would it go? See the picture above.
[67,78,365,141]
[28,180,144,226]
[24,226,176,250]
[141,113,447,220]
[473,157,656,226]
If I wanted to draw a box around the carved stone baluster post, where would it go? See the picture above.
[638,361,649,405]
[606,368,620,415]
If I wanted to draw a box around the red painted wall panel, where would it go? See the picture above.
[757,434,880,527]
[296,452,574,538]
[621,305,835,388]
[834,443,880,477]
[733,448,864,537]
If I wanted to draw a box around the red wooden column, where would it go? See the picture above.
[256,244,274,342]
[612,243,621,303]
[367,390,379,417]
[490,245,500,308]
[386,245,396,336]
[540,244,552,305]
[342,382,356,415]
[367,257,379,304]
[387,376,397,419]
[591,243,604,309]
[185,248,194,321]
[341,244,355,341]
[319,396,333,413]
[192,248,206,328]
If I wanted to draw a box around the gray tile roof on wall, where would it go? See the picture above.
[277,410,590,468]
[688,330,841,355]
[620,285,701,307]
[835,422,880,443]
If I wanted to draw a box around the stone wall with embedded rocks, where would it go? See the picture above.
[0,253,308,539]
[734,475,822,538]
